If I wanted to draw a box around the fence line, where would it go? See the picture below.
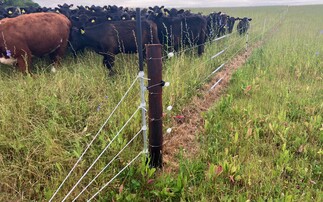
[148,23,256,62]
[49,74,141,202]
[151,32,233,61]
[87,151,143,201]
[72,128,144,201]
[61,106,142,202]
[211,48,227,59]
[209,76,225,91]
[205,63,225,80]
[87,10,289,198]
[213,34,231,41]
[50,8,289,199]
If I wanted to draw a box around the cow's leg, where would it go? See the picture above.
[16,52,31,74]
[49,44,67,68]
[198,43,204,56]
[103,54,115,76]
[173,37,180,53]
[198,34,206,56]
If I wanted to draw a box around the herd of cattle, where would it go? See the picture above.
[0,3,252,74]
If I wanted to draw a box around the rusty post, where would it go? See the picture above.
[146,44,163,168]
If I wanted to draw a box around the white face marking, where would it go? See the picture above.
[0,57,17,65]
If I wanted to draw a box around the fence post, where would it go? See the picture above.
[146,44,163,168]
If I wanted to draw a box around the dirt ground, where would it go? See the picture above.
[162,42,261,173]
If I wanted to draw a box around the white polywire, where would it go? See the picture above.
[210,76,224,91]
[206,63,225,80]
[87,151,143,201]
[61,107,141,202]
[72,128,144,201]
[211,48,227,60]
[164,32,231,57]
[49,76,140,202]
[213,34,230,42]
[225,34,247,50]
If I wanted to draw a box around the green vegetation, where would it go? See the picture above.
[0,5,322,201]
[1,0,39,7]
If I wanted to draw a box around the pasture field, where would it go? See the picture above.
[0,5,322,201]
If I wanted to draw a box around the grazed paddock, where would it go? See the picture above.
[0,5,321,201]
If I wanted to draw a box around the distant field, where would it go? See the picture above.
[0,5,321,201]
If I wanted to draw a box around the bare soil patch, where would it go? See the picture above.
[162,42,261,173]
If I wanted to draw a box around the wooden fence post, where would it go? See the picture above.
[146,44,163,168]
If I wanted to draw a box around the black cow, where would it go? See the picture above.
[237,17,252,35]
[69,4,130,28]
[163,8,184,17]
[56,3,73,18]
[205,12,222,40]
[69,20,160,74]
[148,5,164,14]
[147,10,207,56]
[226,16,237,34]
[5,6,21,18]
[218,13,228,37]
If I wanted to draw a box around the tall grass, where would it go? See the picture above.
[163,5,321,202]
[0,5,313,201]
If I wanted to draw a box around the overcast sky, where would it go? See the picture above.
[35,0,323,8]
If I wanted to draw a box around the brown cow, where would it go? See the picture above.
[0,12,71,73]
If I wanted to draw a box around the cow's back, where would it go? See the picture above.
[0,12,71,57]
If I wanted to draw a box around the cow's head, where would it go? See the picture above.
[148,6,164,14]
[56,4,73,18]
[70,14,94,28]
[147,10,163,21]
[69,26,88,53]
[163,8,184,17]
[5,7,20,18]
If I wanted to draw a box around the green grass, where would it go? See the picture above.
[1,5,321,201]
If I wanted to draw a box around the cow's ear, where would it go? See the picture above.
[248,18,252,21]
[178,9,184,14]
[236,17,240,20]
[160,6,164,9]
[148,7,153,11]
[69,4,73,8]
[58,4,62,8]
